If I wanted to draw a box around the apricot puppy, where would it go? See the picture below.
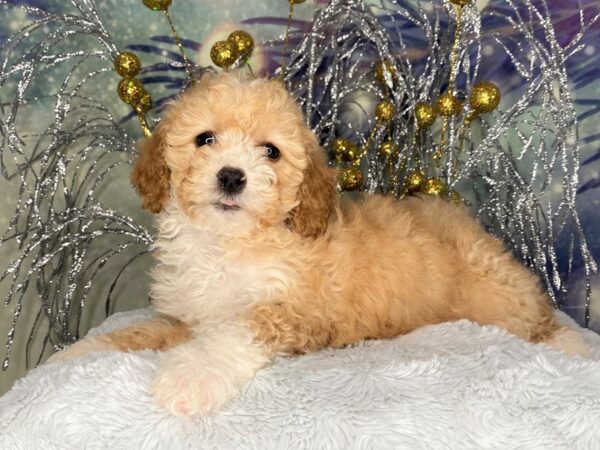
[49,72,585,416]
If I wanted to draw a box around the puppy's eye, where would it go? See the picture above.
[264,143,280,161]
[196,132,216,147]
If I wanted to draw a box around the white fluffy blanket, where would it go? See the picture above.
[2,308,600,449]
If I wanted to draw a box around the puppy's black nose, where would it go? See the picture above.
[217,167,246,195]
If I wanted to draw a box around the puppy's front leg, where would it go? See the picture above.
[246,302,331,354]
[47,315,191,363]
[152,303,330,416]
[151,321,269,416]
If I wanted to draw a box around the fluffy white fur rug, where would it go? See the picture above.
[1,308,600,449]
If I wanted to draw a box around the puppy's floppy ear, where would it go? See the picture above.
[130,121,171,214]
[289,130,338,238]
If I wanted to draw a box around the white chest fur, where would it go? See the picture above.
[149,209,298,323]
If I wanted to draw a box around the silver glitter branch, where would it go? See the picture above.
[279,0,597,321]
[0,2,152,370]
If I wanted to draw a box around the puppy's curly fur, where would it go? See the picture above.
[50,72,586,416]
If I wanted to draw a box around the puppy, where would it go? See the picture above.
[49,72,585,416]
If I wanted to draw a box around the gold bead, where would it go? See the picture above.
[332,138,359,162]
[289,0,306,3]
[374,60,396,86]
[422,178,447,197]
[339,166,363,191]
[450,190,461,204]
[378,140,398,158]
[449,0,471,6]
[436,93,462,117]
[210,40,238,68]
[142,0,172,11]
[415,102,437,129]
[228,30,254,59]
[469,81,501,114]
[135,90,153,112]
[404,171,426,193]
[117,78,144,105]
[114,52,141,78]
[375,101,395,122]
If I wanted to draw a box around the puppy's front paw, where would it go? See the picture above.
[151,322,269,416]
[151,366,237,416]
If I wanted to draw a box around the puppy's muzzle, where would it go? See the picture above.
[217,167,246,195]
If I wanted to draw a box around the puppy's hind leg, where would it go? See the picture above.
[455,246,587,356]
[46,315,191,363]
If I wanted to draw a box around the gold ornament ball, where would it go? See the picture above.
[436,93,462,117]
[374,60,396,86]
[422,178,447,197]
[415,102,437,129]
[332,138,359,162]
[210,40,238,68]
[378,140,398,158]
[114,52,141,78]
[449,0,471,6]
[470,81,501,114]
[375,101,395,122]
[142,0,172,11]
[117,78,144,105]
[404,171,426,193]
[339,166,364,191]
[450,190,461,204]
[228,30,254,59]
[135,90,153,112]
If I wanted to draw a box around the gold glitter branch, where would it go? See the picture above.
[142,0,192,78]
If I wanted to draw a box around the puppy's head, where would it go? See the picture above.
[131,72,337,238]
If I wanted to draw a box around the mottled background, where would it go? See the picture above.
[0,0,598,395]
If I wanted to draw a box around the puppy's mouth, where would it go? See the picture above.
[214,198,241,211]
